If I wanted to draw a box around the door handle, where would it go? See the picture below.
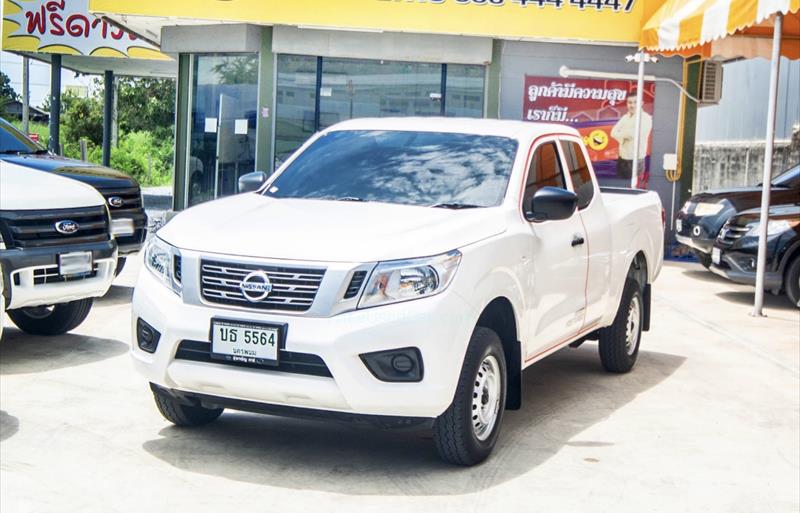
[571,234,585,247]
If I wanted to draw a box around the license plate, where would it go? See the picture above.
[712,247,721,265]
[59,251,93,276]
[210,319,281,366]
[111,218,135,237]
[675,219,682,233]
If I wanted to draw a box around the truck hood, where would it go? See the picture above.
[0,153,138,189]
[691,186,799,212]
[159,193,507,263]
[0,161,105,210]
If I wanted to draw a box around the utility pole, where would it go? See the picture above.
[21,57,30,136]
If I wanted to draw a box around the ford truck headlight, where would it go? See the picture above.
[144,236,181,295]
[358,250,461,309]
[693,202,725,216]
[746,219,799,237]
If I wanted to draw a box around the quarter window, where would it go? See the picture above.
[523,141,566,213]
[560,140,594,209]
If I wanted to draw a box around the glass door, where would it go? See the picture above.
[186,54,259,208]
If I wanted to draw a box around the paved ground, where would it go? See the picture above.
[1,260,798,513]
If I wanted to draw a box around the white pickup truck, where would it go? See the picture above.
[0,161,117,338]
[132,118,663,465]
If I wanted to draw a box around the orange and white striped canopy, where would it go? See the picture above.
[641,0,800,58]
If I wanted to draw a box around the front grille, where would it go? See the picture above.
[175,340,332,377]
[0,206,110,249]
[33,264,99,285]
[100,187,142,214]
[717,225,750,246]
[343,270,367,299]
[200,259,325,312]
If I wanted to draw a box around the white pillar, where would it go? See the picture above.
[752,13,783,317]
[631,52,646,188]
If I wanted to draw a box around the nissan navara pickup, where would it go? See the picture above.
[132,118,664,465]
[0,161,117,338]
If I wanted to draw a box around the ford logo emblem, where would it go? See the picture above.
[692,226,702,237]
[55,220,79,235]
[107,196,124,208]
[239,271,273,302]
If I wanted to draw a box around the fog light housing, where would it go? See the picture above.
[136,318,161,353]
[360,347,423,382]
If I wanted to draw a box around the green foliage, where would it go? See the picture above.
[116,77,176,140]
[61,92,104,146]
[0,71,20,117]
[9,119,49,145]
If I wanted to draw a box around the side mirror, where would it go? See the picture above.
[526,186,578,222]
[238,171,267,193]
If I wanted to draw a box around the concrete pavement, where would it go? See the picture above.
[1,260,798,513]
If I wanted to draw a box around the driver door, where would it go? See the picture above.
[522,139,589,360]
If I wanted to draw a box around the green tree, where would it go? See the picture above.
[116,77,176,139]
[0,71,20,117]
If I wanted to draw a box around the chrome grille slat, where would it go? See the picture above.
[200,259,325,312]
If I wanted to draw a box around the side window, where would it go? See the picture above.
[560,140,594,209]
[523,141,566,213]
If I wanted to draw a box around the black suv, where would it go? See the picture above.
[675,164,800,267]
[0,118,147,273]
[710,203,800,306]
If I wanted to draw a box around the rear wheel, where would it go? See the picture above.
[433,327,506,466]
[598,278,643,373]
[152,386,223,427]
[785,257,800,307]
[8,298,93,336]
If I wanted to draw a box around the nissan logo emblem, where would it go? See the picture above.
[239,271,273,302]
[107,196,124,208]
[54,220,79,235]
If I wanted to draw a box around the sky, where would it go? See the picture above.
[1,51,94,108]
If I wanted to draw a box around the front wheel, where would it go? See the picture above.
[7,298,93,336]
[598,278,643,373]
[152,386,223,427]
[433,327,506,466]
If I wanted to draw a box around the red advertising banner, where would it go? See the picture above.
[523,76,655,188]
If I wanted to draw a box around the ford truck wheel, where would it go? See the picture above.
[598,278,643,373]
[433,327,506,466]
[152,385,223,427]
[8,298,94,336]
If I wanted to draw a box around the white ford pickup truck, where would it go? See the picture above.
[132,118,663,465]
[0,161,117,339]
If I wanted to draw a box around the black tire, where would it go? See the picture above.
[8,298,93,336]
[152,386,223,427]
[785,257,800,307]
[114,257,127,277]
[598,278,643,373]
[433,327,506,466]
[694,250,712,269]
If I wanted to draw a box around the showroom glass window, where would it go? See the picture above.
[187,53,259,207]
[274,56,486,169]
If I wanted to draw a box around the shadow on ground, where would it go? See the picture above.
[716,290,797,311]
[0,330,127,375]
[95,285,135,307]
[681,268,731,284]
[0,410,19,442]
[143,345,686,496]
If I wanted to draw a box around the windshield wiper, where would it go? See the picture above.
[336,197,365,202]
[430,202,481,209]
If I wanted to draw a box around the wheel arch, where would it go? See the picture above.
[475,296,522,410]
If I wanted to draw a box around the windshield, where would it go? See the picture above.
[772,164,800,188]
[0,119,46,155]
[264,130,519,208]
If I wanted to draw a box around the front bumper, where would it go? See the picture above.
[675,233,714,254]
[0,240,117,309]
[131,265,476,419]
[709,250,782,289]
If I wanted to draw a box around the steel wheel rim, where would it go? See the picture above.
[471,355,501,442]
[625,295,641,356]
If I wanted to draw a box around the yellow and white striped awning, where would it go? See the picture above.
[641,0,800,58]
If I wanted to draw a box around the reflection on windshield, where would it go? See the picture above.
[264,130,518,208]
[0,120,45,154]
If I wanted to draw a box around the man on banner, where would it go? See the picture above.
[611,92,652,185]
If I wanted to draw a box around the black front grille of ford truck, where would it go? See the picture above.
[0,206,110,249]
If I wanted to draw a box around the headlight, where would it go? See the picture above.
[144,236,181,295]
[746,219,799,237]
[358,250,461,309]
[694,202,725,216]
